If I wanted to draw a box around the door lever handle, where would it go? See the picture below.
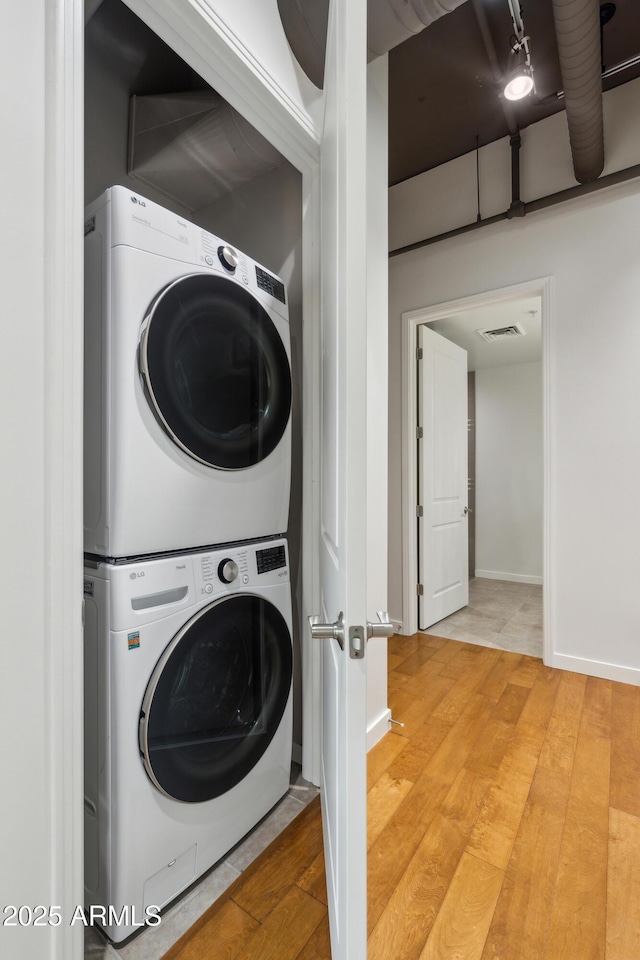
[309,612,345,650]
[366,611,395,640]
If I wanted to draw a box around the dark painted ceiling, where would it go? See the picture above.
[389,0,640,185]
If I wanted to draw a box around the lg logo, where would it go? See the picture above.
[129,571,146,580]
[130,196,147,207]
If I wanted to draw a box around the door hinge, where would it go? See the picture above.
[416,347,423,360]
[416,426,424,439]
[416,583,424,596]
[416,505,423,518]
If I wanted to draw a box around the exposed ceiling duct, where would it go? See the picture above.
[277,0,469,88]
[551,0,604,183]
[128,92,282,211]
[368,0,471,59]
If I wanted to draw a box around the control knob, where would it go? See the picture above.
[218,559,239,584]
[217,245,239,272]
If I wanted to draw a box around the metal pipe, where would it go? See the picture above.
[389,212,510,256]
[476,136,481,222]
[525,161,640,213]
[388,161,640,257]
[509,133,525,217]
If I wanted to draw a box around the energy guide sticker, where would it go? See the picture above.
[127,632,140,650]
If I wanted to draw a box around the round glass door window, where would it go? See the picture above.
[139,594,292,803]
[139,274,291,469]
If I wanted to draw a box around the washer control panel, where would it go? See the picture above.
[256,544,287,575]
[194,539,288,597]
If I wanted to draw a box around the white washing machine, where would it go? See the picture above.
[83,537,293,943]
[84,185,292,558]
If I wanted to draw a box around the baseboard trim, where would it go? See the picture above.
[475,570,543,586]
[367,708,392,751]
[548,652,640,687]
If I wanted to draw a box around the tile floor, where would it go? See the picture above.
[84,765,318,960]
[423,577,543,658]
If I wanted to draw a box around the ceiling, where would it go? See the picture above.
[389,0,640,185]
[427,296,542,371]
[87,0,640,193]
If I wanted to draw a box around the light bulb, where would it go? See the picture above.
[504,71,534,101]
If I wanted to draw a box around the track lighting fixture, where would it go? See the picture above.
[503,1,535,101]
[504,42,534,100]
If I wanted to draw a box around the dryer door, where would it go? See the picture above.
[139,274,291,469]
[139,594,292,803]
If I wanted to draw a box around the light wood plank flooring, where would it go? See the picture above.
[162,635,640,960]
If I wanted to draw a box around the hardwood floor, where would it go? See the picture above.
[162,635,640,960]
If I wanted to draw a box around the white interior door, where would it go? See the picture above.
[311,0,372,957]
[418,325,469,629]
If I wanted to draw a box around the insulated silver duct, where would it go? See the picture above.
[277,0,469,88]
[368,0,470,59]
[551,0,604,183]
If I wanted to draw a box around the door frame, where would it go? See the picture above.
[46,3,327,955]
[401,277,552,661]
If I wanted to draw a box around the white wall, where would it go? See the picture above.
[389,178,640,684]
[475,362,543,584]
[390,75,640,251]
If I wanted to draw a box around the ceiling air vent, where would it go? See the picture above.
[476,323,527,343]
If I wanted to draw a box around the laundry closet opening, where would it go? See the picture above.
[84,0,307,949]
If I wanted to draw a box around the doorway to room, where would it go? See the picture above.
[401,279,550,662]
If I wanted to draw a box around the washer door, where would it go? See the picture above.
[139,594,292,803]
[140,274,291,469]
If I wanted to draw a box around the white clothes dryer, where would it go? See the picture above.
[84,186,292,558]
[83,537,293,943]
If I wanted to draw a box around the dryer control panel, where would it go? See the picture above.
[95,186,289,323]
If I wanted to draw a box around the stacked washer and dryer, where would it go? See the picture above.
[83,186,294,942]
